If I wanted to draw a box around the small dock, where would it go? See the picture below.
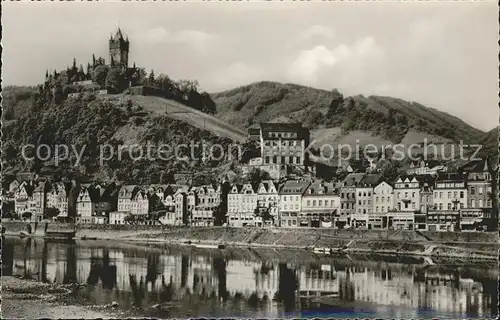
[43,223,77,240]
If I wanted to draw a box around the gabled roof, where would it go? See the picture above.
[459,159,495,173]
[341,173,366,186]
[358,174,382,187]
[395,174,435,185]
[49,182,71,196]
[260,122,303,132]
[132,189,148,200]
[258,180,278,193]
[229,184,244,193]
[304,180,337,196]
[435,172,467,183]
[279,179,311,194]
[33,181,48,193]
[118,185,139,199]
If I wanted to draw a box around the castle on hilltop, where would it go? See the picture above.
[44,28,141,95]
[109,28,129,69]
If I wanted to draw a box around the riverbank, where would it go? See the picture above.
[2,276,120,319]
[3,222,498,260]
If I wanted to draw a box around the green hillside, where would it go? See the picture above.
[211,81,485,144]
[1,92,252,185]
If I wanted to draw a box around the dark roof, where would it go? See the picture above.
[359,174,382,187]
[459,159,493,173]
[341,173,366,186]
[435,172,467,182]
[260,122,303,132]
[304,180,337,196]
[279,179,311,194]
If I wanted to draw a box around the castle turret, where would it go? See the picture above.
[92,54,96,67]
[109,28,129,68]
[73,58,77,70]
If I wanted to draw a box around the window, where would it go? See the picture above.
[319,200,323,207]
[439,192,443,199]
[470,187,475,195]
[307,200,311,206]
[381,206,385,212]
[313,200,316,207]
[460,191,464,198]
[447,203,451,210]
[478,187,483,195]
[478,199,483,208]
[471,199,476,208]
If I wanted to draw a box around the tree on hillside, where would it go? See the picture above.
[248,168,271,184]
[148,194,166,213]
[93,65,108,87]
[148,70,156,87]
[44,207,60,220]
[212,204,226,226]
[22,212,33,221]
[1,201,15,218]
[105,68,122,93]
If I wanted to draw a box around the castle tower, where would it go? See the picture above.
[109,28,129,68]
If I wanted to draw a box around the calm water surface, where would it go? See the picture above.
[2,236,498,319]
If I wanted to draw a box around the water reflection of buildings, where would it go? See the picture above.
[7,238,496,318]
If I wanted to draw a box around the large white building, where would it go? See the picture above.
[301,180,339,227]
[227,183,259,227]
[394,176,421,212]
[433,173,467,211]
[279,179,311,227]
[372,180,394,213]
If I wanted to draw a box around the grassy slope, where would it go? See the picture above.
[211,81,485,145]
[123,95,247,142]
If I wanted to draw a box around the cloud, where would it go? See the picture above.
[210,62,266,89]
[141,27,218,51]
[297,25,336,42]
[287,36,385,84]
[288,46,337,82]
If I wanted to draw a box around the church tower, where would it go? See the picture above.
[109,28,129,68]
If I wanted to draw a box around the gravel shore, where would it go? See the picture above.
[2,276,117,319]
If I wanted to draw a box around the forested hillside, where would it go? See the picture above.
[212,81,485,144]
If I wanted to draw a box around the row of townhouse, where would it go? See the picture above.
[340,159,495,231]
[12,180,73,221]
[111,184,222,226]
[10,179,223,225]
[226,179,339,228]
[224,159,495,231]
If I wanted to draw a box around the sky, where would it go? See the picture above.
[3,2,498,131]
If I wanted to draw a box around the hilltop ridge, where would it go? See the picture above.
[211,81,485,144]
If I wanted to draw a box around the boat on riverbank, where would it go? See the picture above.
[43,231,76,240]
[313,247,331,254]
[193,243,225,249]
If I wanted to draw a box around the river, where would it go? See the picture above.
[2,236,498,319]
